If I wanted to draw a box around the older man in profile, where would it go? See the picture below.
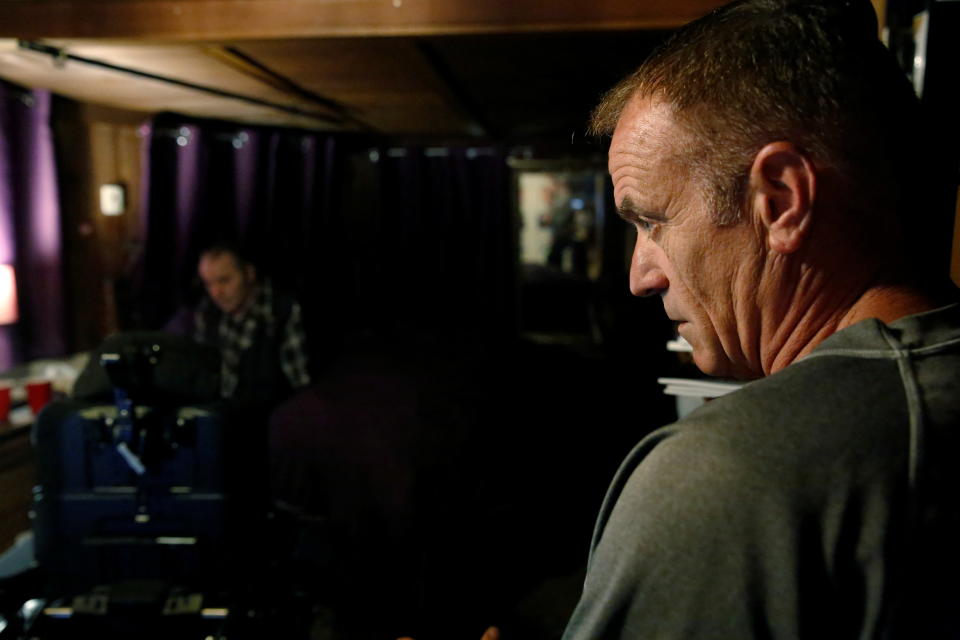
[559,0,960,638]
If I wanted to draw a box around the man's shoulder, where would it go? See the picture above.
[272,288,302,312]
[257,278,302,318]
[617,308,960,507]
[671,351,908,457]
[611,349,915,513]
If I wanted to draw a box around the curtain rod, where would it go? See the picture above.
[17,40,346,128]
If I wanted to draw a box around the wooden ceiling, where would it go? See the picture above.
[0,1,726,40]
[0,0,879,138]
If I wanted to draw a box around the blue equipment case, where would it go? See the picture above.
[29,333,243,597]
[32,400,234,596]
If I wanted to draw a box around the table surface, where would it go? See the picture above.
[0,406,34,443]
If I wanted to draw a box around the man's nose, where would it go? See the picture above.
[629,234,669,297]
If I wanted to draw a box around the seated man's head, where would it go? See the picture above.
[198,244,257,316]
[591,0,929,379]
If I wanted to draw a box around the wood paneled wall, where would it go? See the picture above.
[54,101,148,352]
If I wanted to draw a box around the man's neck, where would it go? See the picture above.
[759,271,942,376]
[837,283,945,330]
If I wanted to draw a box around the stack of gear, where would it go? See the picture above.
[22,332,265,638]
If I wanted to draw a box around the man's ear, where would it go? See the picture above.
[245,264,257,282]
[748,141,816,255]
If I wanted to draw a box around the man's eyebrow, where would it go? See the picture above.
[616,196,666,223]
[616,196,641,222]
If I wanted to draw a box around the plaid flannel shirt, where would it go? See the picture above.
[194,278,311,398]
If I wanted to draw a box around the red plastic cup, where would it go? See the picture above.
[26,379,53,415]
[0,385,10,422]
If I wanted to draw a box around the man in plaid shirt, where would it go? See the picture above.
[191,244,311,405]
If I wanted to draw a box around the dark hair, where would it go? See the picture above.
[199,241,252,270]
[591,0,925,226]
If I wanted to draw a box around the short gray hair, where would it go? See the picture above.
[591,0,923,227]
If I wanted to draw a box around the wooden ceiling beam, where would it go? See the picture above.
[0,0,726,40]
[202,45,377,131]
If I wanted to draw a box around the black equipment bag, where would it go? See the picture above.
[72,331,221,405]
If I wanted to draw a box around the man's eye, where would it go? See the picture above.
[636,219,655,233]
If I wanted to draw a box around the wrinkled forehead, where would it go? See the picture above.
[608,97,687,177]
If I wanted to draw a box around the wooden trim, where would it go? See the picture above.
[0,423,31,447]
[0,426,35,553]
[0,0,726,40]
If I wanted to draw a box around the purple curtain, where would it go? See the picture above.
[0,80,66,370]
[135,115,516,368]
[135,115,337,329]
[360,144,515,337]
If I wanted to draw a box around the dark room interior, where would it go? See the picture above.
[1,0,958,638]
